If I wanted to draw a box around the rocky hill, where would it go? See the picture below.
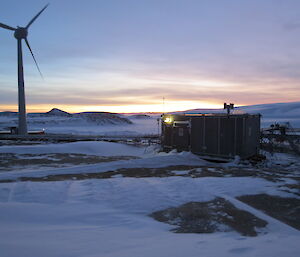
[46,108,72,117]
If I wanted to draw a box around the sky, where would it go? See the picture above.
[0,0,300,113]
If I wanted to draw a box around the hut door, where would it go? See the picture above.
[173,121,190,151]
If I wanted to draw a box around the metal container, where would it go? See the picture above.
[161,113,260,159]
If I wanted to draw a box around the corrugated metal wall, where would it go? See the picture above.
[162,114,260,159]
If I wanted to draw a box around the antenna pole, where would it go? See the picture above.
[163,97,165,114]
[17,39,28,135]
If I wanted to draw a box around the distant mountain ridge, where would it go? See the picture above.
[0,108,132,126]
[0,111,17,117]
[0,102,299,127]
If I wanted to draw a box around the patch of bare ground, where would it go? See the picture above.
[10,165,199,183]
[150,197,267,236]
[1,163,299,183]
[278,182,300,197]
[237,194,300,230]
[0,140,50,146]
[0,153,138,171]
[0,165,257,182]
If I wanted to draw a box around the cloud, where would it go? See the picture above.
[2,0,300,112]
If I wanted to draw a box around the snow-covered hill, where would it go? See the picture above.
[73,112,132,125]
[129,114,152,119]
[46,108,71,116]
[0,108,134,134]
[176,101,300,128]
[0,102,299,134]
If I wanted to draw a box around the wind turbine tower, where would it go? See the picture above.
[0,4,49,135]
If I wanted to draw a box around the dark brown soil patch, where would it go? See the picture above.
[150,197,267,236]
[237,194,300,230]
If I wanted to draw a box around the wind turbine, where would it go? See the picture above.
[0,4,49,135]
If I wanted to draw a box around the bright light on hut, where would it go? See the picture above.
[164,117,173,123]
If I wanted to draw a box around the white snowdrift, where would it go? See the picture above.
[0,141,146,157]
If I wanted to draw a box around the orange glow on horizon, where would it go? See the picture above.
[0,101,222,114]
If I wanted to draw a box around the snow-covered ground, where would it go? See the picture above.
[0,101,299,136]
[43,117,160,135]
[0,174,299,257]
[0,141,147,157]
[0,142,207,179]
[0,140,299,257]
[0,101,299,256]
[0,114,160,136]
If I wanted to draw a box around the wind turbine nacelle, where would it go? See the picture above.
[14,27,28,39]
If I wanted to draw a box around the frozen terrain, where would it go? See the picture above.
[0,101,299,256]
[0,109,159,136]
[0,101,299,136]
[0,176,299,257]
[0,140,299,257]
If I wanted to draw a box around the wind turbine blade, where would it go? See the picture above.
[25,38,44,79]
[0,22,16,31]
[26,3,49,29]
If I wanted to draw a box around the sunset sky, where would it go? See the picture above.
[0,0,300,113]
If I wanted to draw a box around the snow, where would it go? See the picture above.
[171,170,190,175]
[0,102,299,136]
[0,149,208,180]
[0,141,146,157]
[178,101,300,128]
[42,117,160,135]
[0,101,300,256]
[0,176,299,257]
[0,113,160,136]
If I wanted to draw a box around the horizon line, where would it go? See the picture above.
[0,100,299,114]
